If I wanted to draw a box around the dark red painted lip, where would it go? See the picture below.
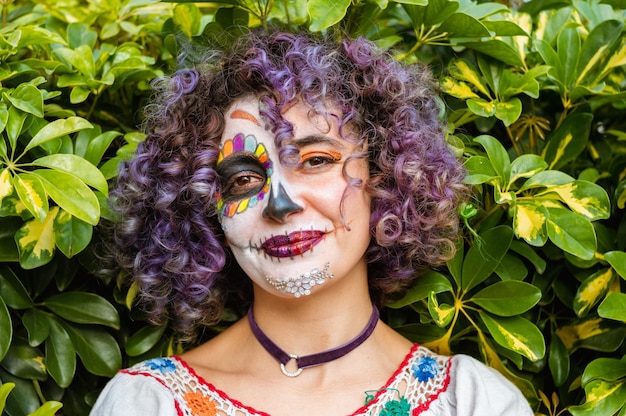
[260,230,326,258]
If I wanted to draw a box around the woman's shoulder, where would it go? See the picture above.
[89,357,183,415]
[363,345,534,416]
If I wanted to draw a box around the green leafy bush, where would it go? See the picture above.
[0,0,624,415]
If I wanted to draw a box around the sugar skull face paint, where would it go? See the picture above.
[216,133,273,218]
[218,97,372,300]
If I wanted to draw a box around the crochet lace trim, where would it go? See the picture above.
[122,344,452,416]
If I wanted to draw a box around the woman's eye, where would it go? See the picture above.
[299,153,341,170]
[225,173,265,196]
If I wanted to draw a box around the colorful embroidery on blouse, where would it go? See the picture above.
[145,357,177,373]
[411,356,440,382]
[184,392,218,416]
[122,345,452,416]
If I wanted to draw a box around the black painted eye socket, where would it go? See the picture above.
[216,154,268,203]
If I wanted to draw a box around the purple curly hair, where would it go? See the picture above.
[105,31,467,341]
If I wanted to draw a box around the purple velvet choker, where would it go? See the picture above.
[247,305,380,377]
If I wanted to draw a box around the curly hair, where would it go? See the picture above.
[103,31,467,341]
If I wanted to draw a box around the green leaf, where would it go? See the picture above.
[439,13,491,38]
[558,27,580,88]
[24,117,93,153]
[22,308,51,347]
[53,209,92,258]
[542,113,593,170]
[44,317,76,388]
[464,155,497,185]
[598,292,626,322]
[42,291,120,329]
[0,383,15,413]
[471,281,541,316]
[546,208,597,260]
[125,324,167,357]
[582,357,626,386]
[604,251,626,279]
[0,296,12,361]
[0,265,33,309]
[28,401,64,416]
[13,173,48,222]
[2,342,47,380]
[3,84,43,117]
[548,332,569,387]
[173,4,202,37]
[32,169,100,225]
[308,0,350,31]
[387,271,453,308]
[573,268,614,318]
[62,323,121,377]
[474,135,511,187]
[460,39,525,67]
[427,292,455,327]
[479,312,545,361]
[15,207,57,269]
[6,106,28,151]
[461,225,513,291]
[32,154,108,194]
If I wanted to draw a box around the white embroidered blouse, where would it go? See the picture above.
[89,344,534,416]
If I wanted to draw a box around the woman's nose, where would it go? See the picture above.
[262,182,303,223]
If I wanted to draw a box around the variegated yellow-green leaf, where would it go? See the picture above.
[546,208,597,260]
[508,154,548,190]
[542,113,592,170]
[541,180,610,221]
[513,201,548,246]
[479,312,545,361]
[15,206,58,269]
[13,173,48,222]
[568,379,626,416]
[448,59,490,96]
[428,292,455,328]
[0,168,13,207]
[555,317,611,351]
[32,169,99,225]
[53,208,93,258]
[467,98,496,118]
[440,77,480,100]
[573,268,614,317]
[494,97,522,126]
[477,331,537,400]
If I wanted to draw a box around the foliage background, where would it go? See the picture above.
[0,0,625,415]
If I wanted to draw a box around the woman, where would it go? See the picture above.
[91,31,533,415]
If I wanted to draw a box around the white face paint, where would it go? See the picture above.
[216,97,372,298]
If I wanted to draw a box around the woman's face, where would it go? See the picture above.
[216,97,372,298]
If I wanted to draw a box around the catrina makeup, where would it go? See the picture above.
[218,97,372,300]
[215,133,273,218]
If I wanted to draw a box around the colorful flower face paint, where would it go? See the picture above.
[215,133,273,218]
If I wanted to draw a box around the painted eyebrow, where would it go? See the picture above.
[230,109,260,126]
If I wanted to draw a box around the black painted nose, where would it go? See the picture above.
[262,183,303,222]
